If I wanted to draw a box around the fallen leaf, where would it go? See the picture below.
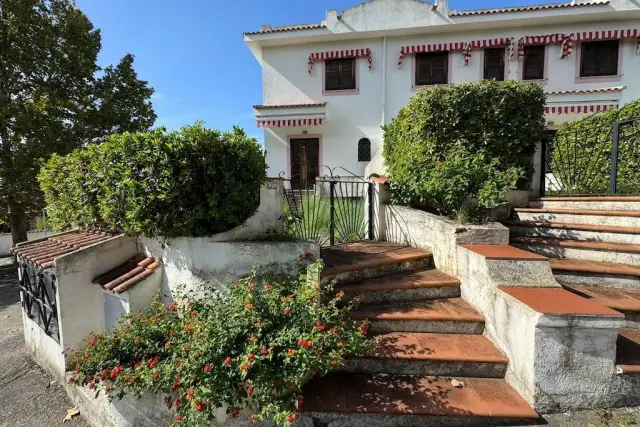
[63,408,80,422]
[451,379,466,389]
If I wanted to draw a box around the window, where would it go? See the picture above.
[484,48,505,81]
[580,40,619,77]
[523,45,545,81]
[325,58,356,91]
[358,138,371,162]
[415,52,448,86]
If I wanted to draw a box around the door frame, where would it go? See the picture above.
[287,134,323,180]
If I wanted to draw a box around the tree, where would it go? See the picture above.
[0,0,156,244]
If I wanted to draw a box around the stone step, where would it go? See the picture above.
[506,220,640,245]
[351,299,485,335]
[617,329,640,374]
[337,269,460,305]
[551,258,640,290]
[513,208,640,228]
[300,372,539,425]
[321,242,433,285]
[562,284,640,328]
[342,332,508,378]
[530,196,640,212]
[511,237,640,265]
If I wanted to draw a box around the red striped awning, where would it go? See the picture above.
[562,28,640,58]
[518,34,566,59]
[545,104,618,115]
[257,118,325,128]
[398,38,514,68]
[308,49,372,74]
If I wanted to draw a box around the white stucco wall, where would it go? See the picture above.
[257,5,640,178]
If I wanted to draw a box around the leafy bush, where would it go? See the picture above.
[68,262,374,426]
[39,123,267,236]
[383,80,546,219]
[550,99,640,195]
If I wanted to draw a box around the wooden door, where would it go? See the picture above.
[290,138,319,187]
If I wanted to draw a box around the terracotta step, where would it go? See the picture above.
[562,284,640,313]
[505,220,640,235]
[514,208,640,218]
[617,329,640,374]
[342,332,508,377]
[511,237,640,254]
[301,372,539,421]
[551,258,640,278]
[337,269,460,304]
[461,244,548,261]
[351,299,485,335]
[321,242,432,284]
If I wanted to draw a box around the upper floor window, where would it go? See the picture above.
[483,48,505,81]
[358,138,371,162]
[580,40,619,77]
[415,52,448,86]
[325,58,356,91]
[522,45,545,81]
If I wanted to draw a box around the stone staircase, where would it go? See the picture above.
[505,196,640,372]
[301,242,539,426]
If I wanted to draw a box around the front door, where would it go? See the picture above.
[290,138,319,188]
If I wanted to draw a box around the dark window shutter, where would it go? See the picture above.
[358,138,371,161]
[325,58,356,91]
[580,40,619,77]
[415,52,449,86]
[523,45,545,80]
[484,48,505,81]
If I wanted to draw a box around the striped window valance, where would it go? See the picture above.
[308,49,372,74]
[399,38,515,67]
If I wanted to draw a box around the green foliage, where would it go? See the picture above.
[550,99,640,195]
[39,123,267,237]
[383,80,546,219]
[68,262,375,427]
[0,0,156,243]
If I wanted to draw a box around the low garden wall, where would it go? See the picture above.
[0,230,53,257]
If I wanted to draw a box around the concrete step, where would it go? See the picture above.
[321,242,433,285]
[337,269,460,305]
[617,329,640,375]
[563,284,640,329]
[301,372,539,425]
[342,332,508,378]
[551,258,640,290]
[513,208,640,228]
[506,220,640,245]
[511,236,640,265]
[530,196,640,212]
[351,299,485,335]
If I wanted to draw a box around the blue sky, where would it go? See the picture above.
[76,0,545,143]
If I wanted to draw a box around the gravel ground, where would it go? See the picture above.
[0,260,89,427]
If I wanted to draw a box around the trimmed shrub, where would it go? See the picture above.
[383,80,546,219]
[68,262,375,426]
[39,124,267,237]
[550,99,640,195]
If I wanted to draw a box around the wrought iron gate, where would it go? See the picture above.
[19,262,59,342]
[541,111,640,196]
[282,168,374,246]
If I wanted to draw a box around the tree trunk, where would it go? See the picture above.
[7,196,27,245]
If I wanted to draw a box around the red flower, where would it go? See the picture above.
[176,415,183,422]
[297,397,304,409]
[148,356,160,369]
[265,284,272,291]
[359,323,368,335]
[352,297,361,304]
[203,364,211,373]
[223,357,232,366]
[284,307,291,316]
[287,413,300,423]
[88,381,96,390]
[190,310,197,317]
[246,386,254,396]
[165,399,172,409]
[338,341,345,347]
[315,321,325,331]
[87,375,94,382]
[288,348,296,356]
[195,401,205,412]
[288,294,295,300]
[245,303,254,310]
[168,302,177,312]
[248,353,256,361]
[110,366,124,380]
[152,373,159,381]
[329,327,338,334]
[297,339,312,349]
[187,389,195,400]
[331,360,340,366]
[250,414,257,420]
[174,399,181,407]
[231,409,240,418]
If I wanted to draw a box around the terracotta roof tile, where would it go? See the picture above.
[244,24,325,36]
[12,230,118,269]
[450,1,609,16]
[253,102,327,110]
[94,255,161,294]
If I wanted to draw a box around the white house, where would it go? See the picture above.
[244,0,640,187]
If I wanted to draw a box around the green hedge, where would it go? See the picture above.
[551,99,640,195]
[39,124,267,237]
[383,80,546,218]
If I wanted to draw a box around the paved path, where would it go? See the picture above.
[0,260,89,427]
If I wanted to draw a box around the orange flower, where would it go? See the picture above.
[240,362,249,372]
[203,364,211,373]
[195,401,205,412]
[168,302,177,312]
[248,353,256,361]
[187,389,195,400]
[338,341,345,347]
[223,357,232,366]
[245,303,254,310]
[288,348,296,356]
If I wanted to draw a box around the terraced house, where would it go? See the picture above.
[244,0,640,188]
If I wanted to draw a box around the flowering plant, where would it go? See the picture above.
[69,261,374,426]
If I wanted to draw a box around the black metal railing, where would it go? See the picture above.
[281,167,374,246]
[541,111,640,197]
[19,262,59,342]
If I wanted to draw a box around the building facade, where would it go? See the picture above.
[244,0,640,184]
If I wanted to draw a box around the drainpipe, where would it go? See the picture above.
[381,36,387,127]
